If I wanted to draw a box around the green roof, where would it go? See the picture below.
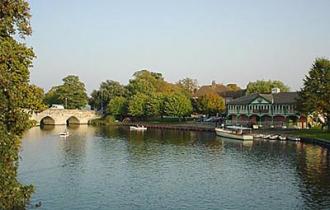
[227,92,298,105]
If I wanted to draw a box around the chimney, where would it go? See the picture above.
[271,88,280,94]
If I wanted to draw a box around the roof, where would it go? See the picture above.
[220,89,246,98]
[227,92,298,105]
[273,92,299,104]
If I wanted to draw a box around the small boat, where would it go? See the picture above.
[59,130,69,137]
[215,126,253,141]
[254,134,263,138]
[263,134,271,139]
[287,136,300,141]
[269,135,279,140]
[278,135,287,141]
[130,125,147,131]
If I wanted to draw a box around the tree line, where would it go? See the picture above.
[1,0,329,208]
[41,62,329,129]
[44,70,226,120]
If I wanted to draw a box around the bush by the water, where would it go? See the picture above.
[90,115,116,125]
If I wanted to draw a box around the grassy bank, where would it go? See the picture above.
[90,115,201,125]
[89,115,217,131]
[289,129,330,142]
[89,115,117,126]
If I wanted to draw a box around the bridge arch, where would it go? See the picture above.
[40,116,55,125]
[66,116,80,125]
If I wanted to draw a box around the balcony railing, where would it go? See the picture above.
[225,120,302,128]
[227,109,296,115]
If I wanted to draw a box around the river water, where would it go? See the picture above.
[19,126,330,210]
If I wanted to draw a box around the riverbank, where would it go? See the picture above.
[252,128,330,149]
[90,116,217,132]
[289,129,330,149]
[90,117,330,148]
[126,122,215,132]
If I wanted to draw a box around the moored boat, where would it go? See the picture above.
[269,135,279,140]
[254,134,263,138]
[278,135,287,141]
[130,125,147,131]
[215,126,253,141]
[287,136,300,141]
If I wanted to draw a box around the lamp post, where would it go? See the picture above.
[65,97,68,109]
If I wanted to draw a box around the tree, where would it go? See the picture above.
[145,93,164,117]
[226,84,241,91]
[107,96,128,119]
[177,78,199,95]
[25,84,48,112]
[0,0,44,208]
[127,70,164,96]
[89,80,127,111]
[297,58,330,130]
[246,80,290,94]
[58,75,88,109]
[164,93,192,118]
[44,86,61,106]
[128,93,149,118]
[44,75,88,109]
[199,93,225,115]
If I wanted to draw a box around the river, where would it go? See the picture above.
[19,126,330,210]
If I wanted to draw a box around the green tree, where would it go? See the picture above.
[89,80,127,111]
[226,83,241,91]
[44,86,61,106]
[25,84,48,112]
[164,93,192,118]
[177,78,199,95]
[199,92,225,115]
[128,93,149,118]
[0,0,44,208]
[127,70,164,96]
[58,75,88,109]
[44,75,88,109]
[108,96,128,119]
[145,93,164,117]
[297,58,330,130]
[246,80,290,94]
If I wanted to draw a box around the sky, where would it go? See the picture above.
[27,0,330,93]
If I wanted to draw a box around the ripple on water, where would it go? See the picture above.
[18,126,330,210]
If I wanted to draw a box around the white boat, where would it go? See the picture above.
[254,134,263,138]
[278,136,287,141]
[264,134,271,139]
[130,125,147,131]
[287,136,300,141]
[59,130,69,137]
[269,135,279,140]
[215,126,253,141]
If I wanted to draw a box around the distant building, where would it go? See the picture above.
[226,89,307,128]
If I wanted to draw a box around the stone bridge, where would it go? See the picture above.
[31,109,100,125]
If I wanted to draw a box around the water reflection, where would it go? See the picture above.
[19,126,330,210]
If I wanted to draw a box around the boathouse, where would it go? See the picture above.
[226,89,307,128]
